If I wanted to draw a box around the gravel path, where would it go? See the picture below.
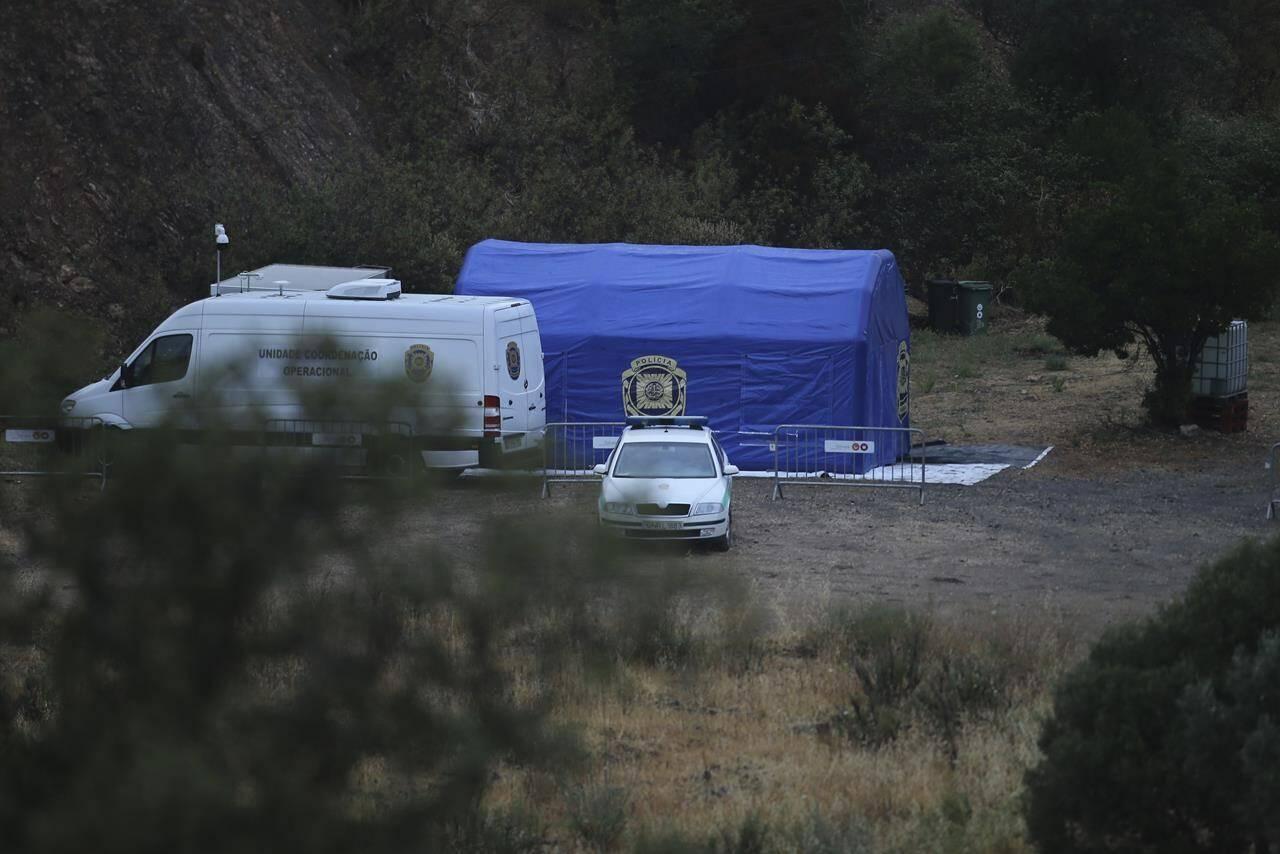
[5,445,1274,638]
[428,450,1277,636]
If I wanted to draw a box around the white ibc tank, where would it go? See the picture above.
[1192,320,1248,398]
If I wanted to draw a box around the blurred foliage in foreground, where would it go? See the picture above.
[1026,535,1280,852]
[0,308,110,414]
[0,399,737,850]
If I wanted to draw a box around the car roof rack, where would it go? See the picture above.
[626,416,708,429]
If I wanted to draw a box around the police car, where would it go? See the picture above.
[593,416,739,550]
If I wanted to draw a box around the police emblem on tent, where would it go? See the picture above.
[622,355,687,417]
[506,340,521,380]
[896,340,910,422]
[404,343,434,383]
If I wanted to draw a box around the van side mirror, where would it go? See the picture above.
[592,463,608,475]
[116,360,132,389]
[723,465,740,476]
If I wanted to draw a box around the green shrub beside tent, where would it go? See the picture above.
[1026,536,1280,852]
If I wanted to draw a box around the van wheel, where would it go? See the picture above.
[371,437,414,478]
[381,452,410,478]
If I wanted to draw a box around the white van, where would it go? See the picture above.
[59,265,546,469]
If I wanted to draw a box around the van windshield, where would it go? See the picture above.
[612,442,716,478]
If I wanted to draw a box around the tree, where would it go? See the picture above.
[1012,0,1231,120]
[0,375,709,850]
[607,0,744,144]
[1031,153,1280,426]
[1025,537,1280,852]
[0,308,109,413]
[854,7,1054,282]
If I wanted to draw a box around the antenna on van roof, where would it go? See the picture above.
[213,224,229,296]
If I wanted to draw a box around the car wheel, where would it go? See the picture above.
[709,512,732,552]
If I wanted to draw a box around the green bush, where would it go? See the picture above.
[566,782,630,852]
[1030,149,1280,426]
[818,608,1021,757]
[629,808,869,854]
[1025,536,1280,852]
[0,308,110,413]
[0,387,712,850]
[1014,332,1062,356]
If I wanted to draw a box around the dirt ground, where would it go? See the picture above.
[421,312,1280,636]
[4,313,1277,636]
[426,454,1271,637]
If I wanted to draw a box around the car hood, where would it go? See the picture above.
[603,477,724,507]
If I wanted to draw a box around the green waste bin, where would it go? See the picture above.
[957,280,992,336]
[926,278,992,335]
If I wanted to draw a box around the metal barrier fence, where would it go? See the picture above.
[1268,442,1280,521]
[540,421,626,497]
[0,416,108,485]
[262,420,416,479]
[772,424,926,504]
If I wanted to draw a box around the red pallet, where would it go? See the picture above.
[1187,392,1249,433]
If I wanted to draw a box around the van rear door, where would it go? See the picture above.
[494,306,529,437]
[520,309,546,431]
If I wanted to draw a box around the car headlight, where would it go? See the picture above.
[604,502,636,515]
[693,502,724,515]
[60,399,76,414]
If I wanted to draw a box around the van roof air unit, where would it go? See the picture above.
[325,279,402,300]
[210,264,392,296]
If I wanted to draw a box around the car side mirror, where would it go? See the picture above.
[117,360,132,389]
[593,463,608,475]
[724,465,740,476]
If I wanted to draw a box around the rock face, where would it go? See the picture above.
[0,0,374,332]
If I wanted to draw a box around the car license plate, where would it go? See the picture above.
[5,429,55,443]
[642,520,681,530]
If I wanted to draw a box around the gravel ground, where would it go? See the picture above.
[4,440,1275,639]
[425,447,1278,637]
[7,316,1276,639]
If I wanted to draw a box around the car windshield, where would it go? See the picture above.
[613,442,717,478]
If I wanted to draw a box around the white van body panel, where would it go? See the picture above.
[61,289,547,468]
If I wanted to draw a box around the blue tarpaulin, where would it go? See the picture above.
[455,240,912,470]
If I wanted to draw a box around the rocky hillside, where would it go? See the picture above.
[0,0,374,343]
[4,0,1277,365]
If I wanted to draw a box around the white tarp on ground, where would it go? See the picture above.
[465,446,1052,487]
[732,463,1009,486]
[467,464,1003,487]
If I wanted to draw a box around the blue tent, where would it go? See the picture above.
[455,240,912,471]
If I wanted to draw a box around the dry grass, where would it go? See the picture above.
[484,605,1080,852]
[908,308,1280,475]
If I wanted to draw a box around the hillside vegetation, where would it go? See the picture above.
[4,2,1277,332]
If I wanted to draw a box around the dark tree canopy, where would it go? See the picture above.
[1026,537,1280,851]
[1032,150,1280,424]
[4,0,1280,415]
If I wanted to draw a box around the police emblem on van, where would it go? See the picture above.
[897,340,910,422]
[506,341,521,380]
[622,355,687,417]
[404,344,434,383]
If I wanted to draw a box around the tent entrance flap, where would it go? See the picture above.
[739,353,834,434]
